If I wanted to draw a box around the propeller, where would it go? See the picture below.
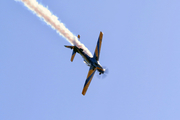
[97,66,109,79]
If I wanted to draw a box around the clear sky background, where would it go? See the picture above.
[1,0,180,120]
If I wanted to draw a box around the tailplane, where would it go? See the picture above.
[71,49,76,62]
[64,45,76,62]
[64,35,80,62]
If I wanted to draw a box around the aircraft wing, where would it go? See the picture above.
[82,66,97,95]
[93,31,103,61]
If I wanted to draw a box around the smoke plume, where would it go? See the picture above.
[16,0,93,57]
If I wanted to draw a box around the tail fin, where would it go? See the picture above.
[64,45,76,62]
[64,45,74,49]
[65,35,80,62]
[70,35,80,62]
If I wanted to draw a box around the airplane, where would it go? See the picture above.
[64,31,107,95]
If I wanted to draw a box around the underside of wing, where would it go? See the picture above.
[82,66,97,95]
[93,31,103,61]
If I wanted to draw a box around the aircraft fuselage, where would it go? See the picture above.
[64,31,106,95]
[73,46,105,74]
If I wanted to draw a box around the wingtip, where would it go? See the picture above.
[82,86,89,96]
[99,32,103,40]
[82,89,86,96]
[82,92,85,96]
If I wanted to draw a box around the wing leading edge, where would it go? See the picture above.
[93,31,103,61]
[82,66,97,95]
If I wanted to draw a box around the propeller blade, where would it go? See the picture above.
[96,66,109,79]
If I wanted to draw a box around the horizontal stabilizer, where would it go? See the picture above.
[78,35,80,39]
[71,50,76,62]
[64,45,76,62]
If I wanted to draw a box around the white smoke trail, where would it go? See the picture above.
[16,0,93,57]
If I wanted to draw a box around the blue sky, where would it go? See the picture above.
[1,0,180,120]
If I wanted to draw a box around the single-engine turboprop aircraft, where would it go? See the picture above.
[65,31,106,95]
